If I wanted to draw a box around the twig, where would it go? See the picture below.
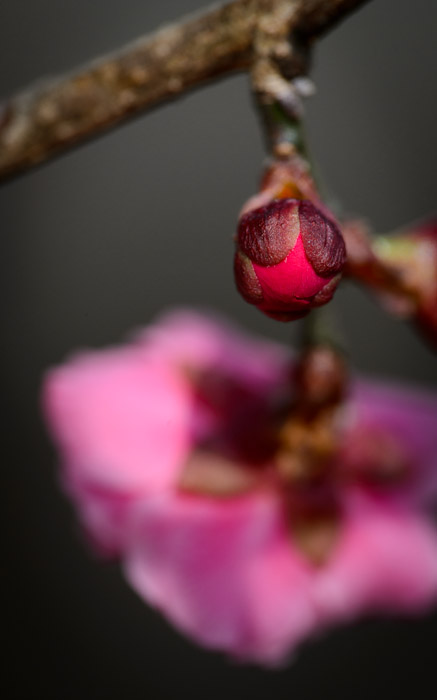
[342,220,418,309]
[0,0,369,183]
[342,218,437,347]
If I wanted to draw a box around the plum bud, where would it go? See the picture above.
[234,198,346,321]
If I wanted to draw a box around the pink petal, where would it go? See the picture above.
[137,309,290,391]
[61,478,137,557]
[313,491,437,622]
[124,490,316,665]
[347,379,437,501]
[43,346,191,493]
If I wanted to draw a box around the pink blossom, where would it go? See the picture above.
[42,310,437,665]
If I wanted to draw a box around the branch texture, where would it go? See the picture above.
[0,0,369,182]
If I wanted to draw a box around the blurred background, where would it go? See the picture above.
[1,1,436,697]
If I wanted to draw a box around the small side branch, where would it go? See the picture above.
[0,0,369,183]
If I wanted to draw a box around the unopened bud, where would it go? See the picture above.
[234,198,346,321]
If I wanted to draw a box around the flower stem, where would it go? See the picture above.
[301,305,346,355]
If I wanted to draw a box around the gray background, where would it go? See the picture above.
[1,1,436,698]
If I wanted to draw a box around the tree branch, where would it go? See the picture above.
[0,0,369,183]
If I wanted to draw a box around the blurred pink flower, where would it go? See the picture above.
[42,310,437,665]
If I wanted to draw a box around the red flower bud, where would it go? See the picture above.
[234,199,346,321]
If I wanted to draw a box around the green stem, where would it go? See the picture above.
[301,305,347,355]
[261,101,311,164]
